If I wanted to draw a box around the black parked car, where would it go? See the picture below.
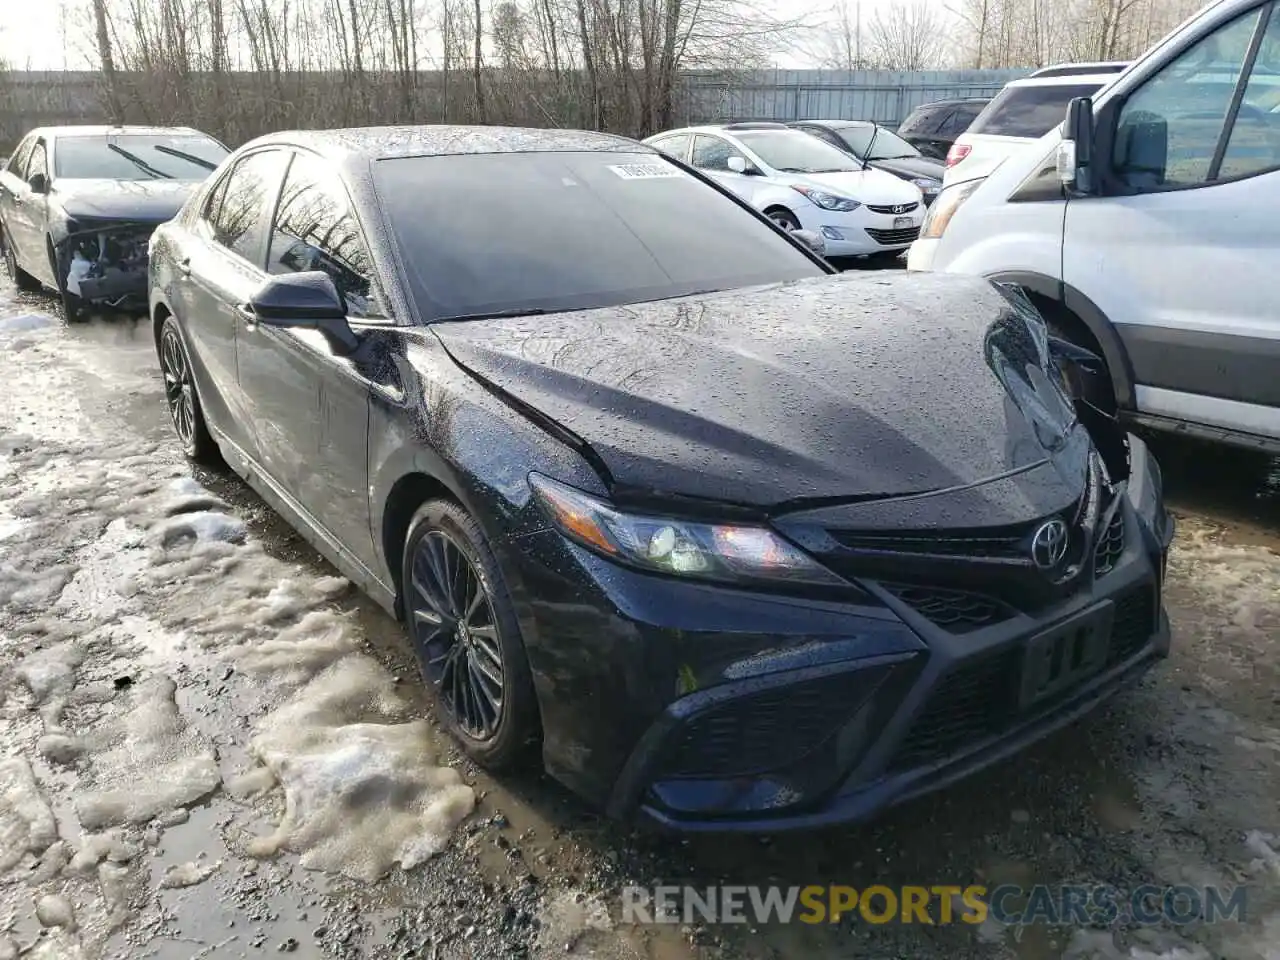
[149,125,1174,830]
[0,125,229,320]
[790,120,946,204]
[894,98,990,160]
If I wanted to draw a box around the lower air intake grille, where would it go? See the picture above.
[883,583,1013,633]
[1107,585,1156,665]
[865,226,921,245]
[657,674,865,780]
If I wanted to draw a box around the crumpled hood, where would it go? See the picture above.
[54,178,199,223]
[431,272,1082,509]
[796,168,922,206]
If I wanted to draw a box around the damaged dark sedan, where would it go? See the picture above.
[148,126,1175,830]
[0,125,229,320]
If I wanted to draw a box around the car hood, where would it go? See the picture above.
[431,272,1084,509]
[869,156,946,182]
[791,168,922,205]
[53,178,200,223]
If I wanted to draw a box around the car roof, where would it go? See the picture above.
[1003,72,1117,88]
[1028,61,1128,78]
[909,98,991,110]
[794,119,876,130]
[27,125,212,139]
[247,125,645,163]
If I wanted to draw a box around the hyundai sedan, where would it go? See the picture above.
[148,126,1174,830]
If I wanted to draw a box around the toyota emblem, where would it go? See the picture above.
[1030,519,1070,570]
[893,204,906,214]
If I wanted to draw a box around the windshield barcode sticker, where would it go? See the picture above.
[608,163,683,180]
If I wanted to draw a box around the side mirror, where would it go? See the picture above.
[248,271,360,355]
[27,172,49,194]
[792,229,827,258]
[726,156,749,174]
[1057,97,1095,194]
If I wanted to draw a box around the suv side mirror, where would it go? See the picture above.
[27,172,48,194]
[1057,97,1095,194]
[248,271,359,355]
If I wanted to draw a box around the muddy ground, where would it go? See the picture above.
[0,279,1277,960]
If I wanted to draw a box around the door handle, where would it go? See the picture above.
[235,304,258,328]
[177,256,191,276]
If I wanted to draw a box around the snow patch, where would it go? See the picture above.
[62,675,220,829]
[13,639,88,731]
[536,891,615,955]
[158,858,220,889]
[0,757,58,874]
[0,313,56,334]
[34,893,77,930]
[151,510,247,548]
[244,656,475,882]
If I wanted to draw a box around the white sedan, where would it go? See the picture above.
[645,123,925,259]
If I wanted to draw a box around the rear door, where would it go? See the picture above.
[245,149,383,563]
[0,136,36,266]
[180,148,291,458]
[1063,0,1280,441]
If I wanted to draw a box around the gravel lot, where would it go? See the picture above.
[0,280,1277,960]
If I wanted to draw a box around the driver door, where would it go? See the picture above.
[690,134,761,205]
[6,138,51,282]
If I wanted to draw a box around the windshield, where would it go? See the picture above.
[833,125,920,160]
[967,82,1105,138]
[374,151,825,321]
[734,131,862,173]
[54,135,229,180]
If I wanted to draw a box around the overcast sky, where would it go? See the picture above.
[0,0,925,71]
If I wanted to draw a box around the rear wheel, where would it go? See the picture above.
[402,499,539,770]
[159,315,218,462]
[1,225,40,292]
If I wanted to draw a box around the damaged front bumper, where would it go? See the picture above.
[53,224,154,310]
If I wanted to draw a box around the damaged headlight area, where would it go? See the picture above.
[56,225,153,308]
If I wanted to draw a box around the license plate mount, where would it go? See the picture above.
[1018,601,1114,708]
[894,215,913,229]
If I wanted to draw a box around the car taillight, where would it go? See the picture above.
[946,143,972,167]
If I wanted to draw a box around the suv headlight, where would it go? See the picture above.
[529,473,843,586]
[920,179,984,239]
[791,185,860,212]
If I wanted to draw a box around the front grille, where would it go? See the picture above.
[883,583,1013,633]
[1094,510,1126,577]
[867,201,920,215]
[1107,585,1156,665]
[657,674,864,779]
[831,530,1027,561]
[890,583,1157,771]
[865,226,921,245]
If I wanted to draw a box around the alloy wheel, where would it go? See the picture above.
[769,211,798,231]
[160,327,196,447]
[409,531,505,741]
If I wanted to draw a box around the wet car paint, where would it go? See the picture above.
[2,279,1280,960]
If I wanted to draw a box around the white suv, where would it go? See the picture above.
[645,123,924,259]
[943,66,1127,187]
[909,0,1280,454]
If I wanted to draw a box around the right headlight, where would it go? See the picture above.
[920,178,984,239]
[528,473,843,586]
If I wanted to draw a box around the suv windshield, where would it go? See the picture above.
[55,135,229,180]
[967,82,1105,138]
[834,125,921,160]
[375,151,825,321]
[734,131,862,173]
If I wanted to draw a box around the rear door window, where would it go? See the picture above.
[649,134,692,160]
[27,142,48,183]
[6,136,35,177]
[968,83,1103,137]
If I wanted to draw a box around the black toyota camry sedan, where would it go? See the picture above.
[148,126,1174,830]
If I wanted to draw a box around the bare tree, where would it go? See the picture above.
[867,0,948,70]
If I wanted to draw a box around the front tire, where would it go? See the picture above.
[402,499,539,770]
[158,315,218,462]
[2,225,40,292]
[765,207,802,232]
